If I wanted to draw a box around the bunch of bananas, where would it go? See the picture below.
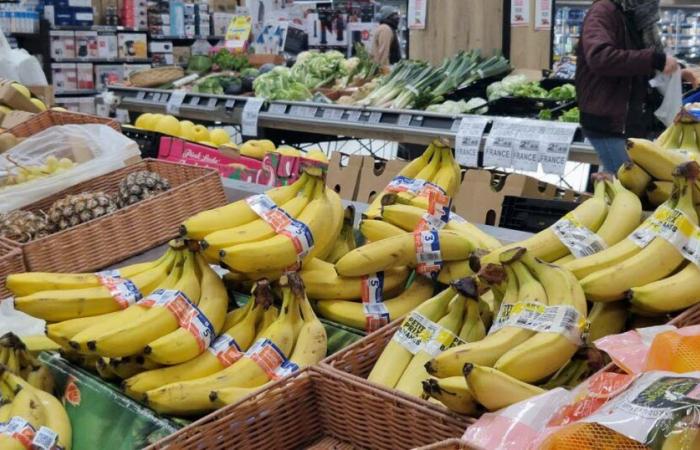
[127,273,326,416]
[0,333,54,394]
[618,118,700,207]
[184,172,343,278]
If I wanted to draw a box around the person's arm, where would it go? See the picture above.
[372,26,392,66]
[581,9,665,77]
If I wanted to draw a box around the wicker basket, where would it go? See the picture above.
[0,238,24,298]
[147,366,468,450]
[7,159,226,273]
[129,66,185,88]
[413,439,471,450]
[2,110,120,137]
[321,320,475,428]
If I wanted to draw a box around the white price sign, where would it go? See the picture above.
[347,110,362,122]
[241,98,264,137]
[511,119,544,171]
[454,116,489,168]
[323,108,344,120]
[540,122,577,175]
[166,90,187,115]
[483,118,516,168]
[268,103,287,114]
[398,114,412,127]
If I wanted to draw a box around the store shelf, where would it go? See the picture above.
[149,34,224,40]
[558,0,700,8]
[52,58,152,63]
[55,89,99,96]
[106,86,599,165]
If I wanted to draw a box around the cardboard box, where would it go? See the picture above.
[354,156,407,205]
[97,33,118,59]
[148,41,172,53]
[157,136,263,176]
[50,30,76,59]
[326,152,363,201]
[54,7,94,26]
[172,46,191,65]
[117,33,148,59]
[74,31,99,59]
[56,96,96,114]
[76,63,95,90]
[51,63,78,93]
[151,53,175,65]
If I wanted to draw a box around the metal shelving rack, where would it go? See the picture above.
[106,86,599,165]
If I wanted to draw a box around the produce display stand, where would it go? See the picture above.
[105,86,600,166]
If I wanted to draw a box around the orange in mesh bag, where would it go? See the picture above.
[538,423,649,450]
[645,330,700,373]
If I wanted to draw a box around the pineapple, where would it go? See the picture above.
[0,210,50,242]
[116,171,170,207]
[47,192,118,232]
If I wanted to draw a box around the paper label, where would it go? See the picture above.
[392,311,440,355]
[246,194,314,260]
[361,272,389,332]
[95,271,142,309]
[208,333,243,367]
[241,97,264,137]
[483,119,515,168]
[423,327,464,357]
[32,426,62,450]
[0,417,35,449]
[385,175,429,196]
[268,103,287,114]
[138,289,215,351]
[490,301,585,344]
[552,213,608,258]
[245,338,294,380]
[346,110,362,122]
[455,116,489,167]
[272,359,300,380]
[165,90,186,115]
[323,108,345,121]
[628,205,697,266]
[414,230,443,277]
[414,180,448,202]
[398,114,412,127]
[415,191,451,232]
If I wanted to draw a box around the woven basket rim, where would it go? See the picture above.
[4,159,219,247]
[0,110,120,135]
[0,238,20,255]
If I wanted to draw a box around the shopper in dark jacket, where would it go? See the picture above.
[576,0,677,173]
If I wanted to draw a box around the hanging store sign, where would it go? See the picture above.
[511,0,530,27]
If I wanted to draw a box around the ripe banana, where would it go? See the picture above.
[396,146,442,205]
[359,219,406,242]
[647,181,673,207]
[463,363,545,411]
[314,276,435,329]
[394,293,464,397]
[617,161,652,197]
[367,286,455,388]
[581,163,699,302]
[421,376,477,415]
[325,206,356,264]
[288,275,327,369]
[586,301,628,344]
[459,296,486,343]
[437,260,473,284]
[181,173,308,239]
[680,124,698,153]
[313,187,345,262]
[14,249,175,322]
[301,258,408,300]
[597,178,642,246]
[627,138,688,181]
[627,263,700,314]
[335,230,474,277]
[145,253,229,365]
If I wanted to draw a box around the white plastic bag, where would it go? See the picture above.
[0,299,46,337]
[651,69,683,127]
[0,124,140,212]
[0,26,21,82]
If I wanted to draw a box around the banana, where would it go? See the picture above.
[459,296,486,343]
[627,138,688,181]
[463,363,545,411]
[14,249,175,322]
[680,124,698,153]
[288,273,327,368]
[413,146,460,202]
[396,145,442,205]
[26,366,54,393]
[313,187,345,262]
[47,309,134,349]
[617,161,652,197]
[9,385,45,429]
[479,179,609,265]
[493,252,587,382]
[586,301,628,344]
[107,356,160,379]
[301,258,408,300]
[437,260,473,284]
[655,123,675,149]
[581,163,699,302]
[627,263,700,313]
[208,384,269,408]
[394,293,465,397]
[314,276,435,329]
[647,181,673,207]
[359,219,406,242]
[448,219,502,251]
[123,287,267,400]
[253,304,279,341]
[0,403,11,422]
[325,206,356,264]
[220,182,331,273]
[144,253,229,365]
[597,178,643,246]
[18,335,60,353]
[201,177,314,261]
[6,251,167,296]
[367,286,455,388]
[144,276,300,416]
[335,230,474,277]
[33,388,72,450]
[181,173,308,240]
[421,376,477,415]
[87,250,201,357]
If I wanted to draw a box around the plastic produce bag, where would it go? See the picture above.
[652,69,683,128]
[0,124,140,212]
[594,324,677,374]
[0,25,47,86]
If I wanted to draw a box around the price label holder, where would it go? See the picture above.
[290,105,316,117]
[224,99,236,114]
[115,109,129,124]
[151,93,162,103]
[268,103,287,115]
[166,90,187,115]
[368,111,382,124]
[206,97,218,109]
[241,97,264,137]
[347,110,362,122]
[510,118,543,172]
[483,118,517,168]
[540,122,577,176]
[323,108,345,121]
[454,116,489,167]
[135,91,147,101]
[398,114,412,127]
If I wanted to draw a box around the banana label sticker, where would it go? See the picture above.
[629,204,675,248]
[416,190,451,232]
[415,181,448,203]
[247,193,314,259]
[423,327,464,358]
[138,289,215,351]
[32,426,61,450]
[0,416,36,449]
[386,175,427,196]
[490,301,585,344]
[393,311,449,355]
[414,230,443,277]
[245,338,298,381]
[552,213,607,258]
[95,271,142,309]
[361,272,389,332]
[208,333,243,367]
[629,204,700,267]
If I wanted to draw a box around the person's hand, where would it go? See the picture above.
[682,68,699,89]
[664,55,680,75]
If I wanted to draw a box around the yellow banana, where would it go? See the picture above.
[253,304,279,341]
[314,276,435,329]
[288,273,327,368]
[627,138,688,181]
[459,296,486,343]
[181,173,308,240]
[586,301,628,344]
[26,366,54,393]
[437,260,473,284]
[301,258,408,300]
[463,363,545,411]
[597,178,642,246]
[208,384,269,408]
[33,388,72,450]
[396,145,441,205]
[324,206,356,264]
[421,376,477,415]
[627,263,700,313]
[145,253,229,365]
[680,124,698,153]
[617,161,652,197]
[647,181,673,207]
[313,187,345,262]
[359,219,406,242]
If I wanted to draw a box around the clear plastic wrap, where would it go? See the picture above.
[0,125,140,212]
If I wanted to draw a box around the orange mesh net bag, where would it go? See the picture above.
[645,329,700,373]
